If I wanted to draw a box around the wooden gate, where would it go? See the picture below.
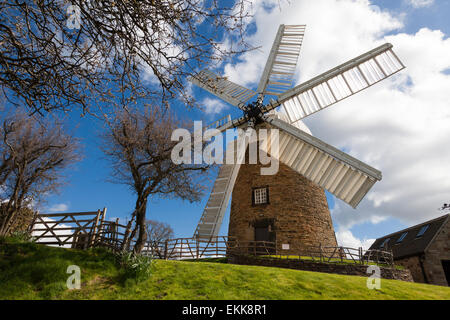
[30,208,107,248]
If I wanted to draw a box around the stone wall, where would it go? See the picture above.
[229,157,338,255]
[423,217,450,286]
[229,254,414,282]
[395,255,426,283]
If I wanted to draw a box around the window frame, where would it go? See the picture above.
[396,232,408,244]
[379,238,390,249]
[416,224,429,238]
[252,186,270,206]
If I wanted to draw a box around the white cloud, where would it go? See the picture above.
[201,97,228,115]
[406,0,434,8]
[47,203,69,213]
[335,229,375,250]
[223,0,450,231]
[321,26,450,229]
[223,0,402,88]
[369,215,388,225]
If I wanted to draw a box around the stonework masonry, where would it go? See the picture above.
[229,255,414,282]
[395,256,426,283]
[393,216,449,286]
[422,218,450,286]
[228,156,338,255]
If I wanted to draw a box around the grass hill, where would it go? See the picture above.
[1,240,449,300]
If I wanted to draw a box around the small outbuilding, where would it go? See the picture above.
[368,214,449,286]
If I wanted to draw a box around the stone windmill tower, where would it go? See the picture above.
[228,115,338,252]
[190,24,405,253]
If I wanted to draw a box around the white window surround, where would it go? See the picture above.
[254,187,268,205]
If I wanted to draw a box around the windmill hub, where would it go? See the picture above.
[243,102,265,126]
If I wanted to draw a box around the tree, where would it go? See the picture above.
[146,220,175,244]
[101,106,209,253]
[0,111,80,236]
[0,205,35,235]
[0,0,252,115]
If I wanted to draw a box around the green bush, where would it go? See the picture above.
[115,251,153,281]
[0,230,34,244]
[0,205,35,235]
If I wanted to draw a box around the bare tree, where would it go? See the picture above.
[0,0,253,115]
[101,106,209,253]
[0,111,80,236]
[146,219,174,244]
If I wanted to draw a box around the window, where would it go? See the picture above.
[416,225,429,238]
[396,232,408,243]
[379,238,390,248]
[253,187,268,205]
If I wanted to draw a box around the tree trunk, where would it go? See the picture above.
[133,198,148,254]
[0,207,15,236]
[123,210,137,251]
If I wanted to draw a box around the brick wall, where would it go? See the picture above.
[229,157,338,255]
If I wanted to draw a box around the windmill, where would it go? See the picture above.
[190,25,405,246]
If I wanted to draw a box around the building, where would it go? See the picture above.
[228,158,338,255]
[368,214,450,286]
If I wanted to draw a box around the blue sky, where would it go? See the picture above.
[40,0,450,248]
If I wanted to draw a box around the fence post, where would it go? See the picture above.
[97,208,107,247]
[114,218,119,251]
[216,238,219,257]
[164,240,168,260]
[196,237,199,260]
[319,243,322,262]
[123,219,133,251]
[89,210,101,248]
[390,249,394,268]
[27,210,38,237]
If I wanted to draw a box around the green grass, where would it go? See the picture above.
[1,241,449,300]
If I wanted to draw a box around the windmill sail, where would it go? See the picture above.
[194,163,240,240]
[257,25,306,97]
[262,115,382,208]
[276,43,405,124]
[190,69,257,109]
[204,114,232,131]
[194,132,250,239]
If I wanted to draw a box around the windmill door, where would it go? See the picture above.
[253,219,276,255]
[255,227,270,242]
[254,227,272,255]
